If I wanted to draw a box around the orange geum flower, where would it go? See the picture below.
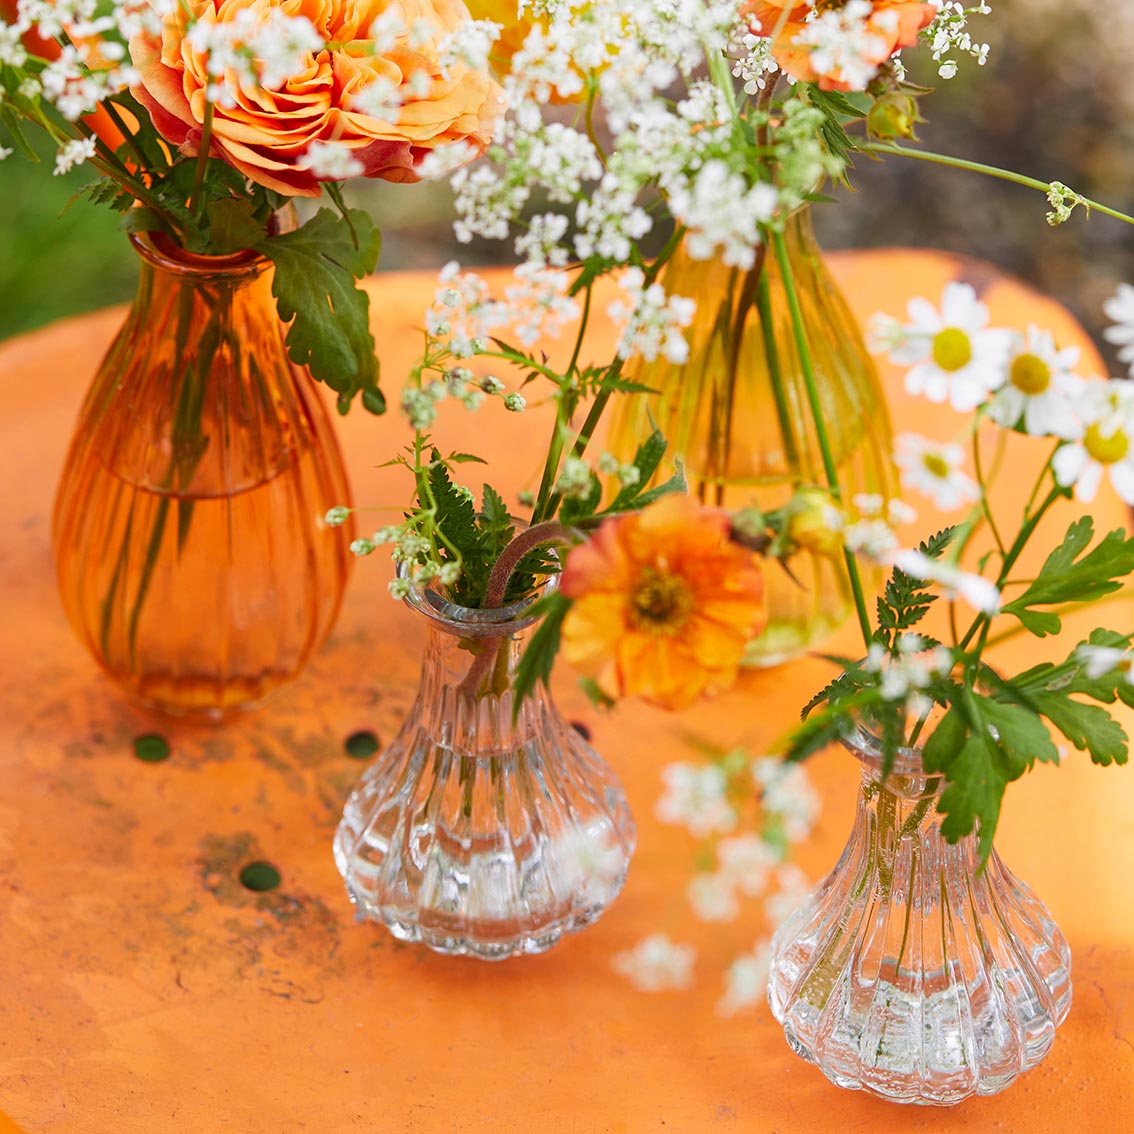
[560,494,766,711]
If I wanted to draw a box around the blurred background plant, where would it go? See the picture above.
[2,0,1131,362]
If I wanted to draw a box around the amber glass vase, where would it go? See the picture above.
[52,233,354,718]
[605,208,894,665]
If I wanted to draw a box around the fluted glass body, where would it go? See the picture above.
[605,209,894,665]
[52,233,353,717]
[767,728,1072,1104]
[334,578,637,960]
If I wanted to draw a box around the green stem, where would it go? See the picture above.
[771,226,873,650]
[754,261,801,470]
[972,424,1007,557]
[189,103,215,218]
[864,143,1134,226]
[958,485,1064,653]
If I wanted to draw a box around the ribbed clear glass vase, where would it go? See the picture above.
[52,231,353,718]
[767,724,1072,1104]
[333,572,637,960]
[604,207,894,666]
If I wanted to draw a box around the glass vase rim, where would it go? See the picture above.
[128,229,270,280]
[840,720,934,778]
[397,558,561,639]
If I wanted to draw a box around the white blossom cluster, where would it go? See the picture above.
[864,631,954,714]
[436,0,797,371]
[183,7,325,106]
[923,1,993,79]
[617,744,820,1012]
[0,0,159,132]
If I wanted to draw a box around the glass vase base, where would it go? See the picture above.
[115,670,294,721]
[334,817,633,961]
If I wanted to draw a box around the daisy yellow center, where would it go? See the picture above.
[922,452,951,479]
[1010,352,1052,395]
[628,567,693,635]
[1083,423,1130,465]
[932,327,973,373]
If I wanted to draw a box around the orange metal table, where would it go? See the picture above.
[1,253,1131,1134]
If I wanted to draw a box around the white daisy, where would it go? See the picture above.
[872,283,1013,412]
[986,325,1083,438]
[894,433,981,511]
[1103,283,1134,377]
[891,549,1002,615]
[1052,379,1134,505]
[612,934,696,992]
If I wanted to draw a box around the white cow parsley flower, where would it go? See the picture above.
[716,833,780,898]
[894,433,981,511]
[612,933,696,992]
[297,141,364,181]
[608,268,696,364]
[717,941,773,1017]
[656,762,736,837]
[687,872,741,923]
[53,136,97,175]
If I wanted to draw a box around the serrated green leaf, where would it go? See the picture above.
[205,197,268,254]
[936,729,1009,864]
[923,705,967,773]
[977,697,1059,769]
[1002,518,1134,636]
[1027,691,1128,766]
[258,208,383,411]
[513,592,572,711]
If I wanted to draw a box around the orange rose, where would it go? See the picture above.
[560,495,767,711]
[743,0,935,92]
[129,0,504,197]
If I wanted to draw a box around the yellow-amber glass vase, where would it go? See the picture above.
[52,233,354,718]
[605,208,894,665]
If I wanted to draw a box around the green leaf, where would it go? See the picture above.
[936,729,1009,865]
[1002,518,1134,637]
[205,198,268,254]
[874,527,956,646]
[258,208,383,412]
[977,698,1060,769]
[922,705,967,773]
[429,458,479,561]
[1026,692,1128,766]
[513,592,572,710]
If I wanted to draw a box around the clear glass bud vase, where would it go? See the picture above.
[334,575,637,960]
[52,232,353,718]
[767,727,1072,1104]
[604,207,894,665]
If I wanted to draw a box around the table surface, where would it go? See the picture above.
[1,251,1131,1134]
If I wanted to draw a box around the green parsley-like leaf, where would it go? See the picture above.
[1002,518,1134,637]
[513,592,572,710]
[206,198,268,254]
[258,208,383,413]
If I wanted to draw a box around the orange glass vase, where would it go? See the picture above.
[52,233,354,718]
